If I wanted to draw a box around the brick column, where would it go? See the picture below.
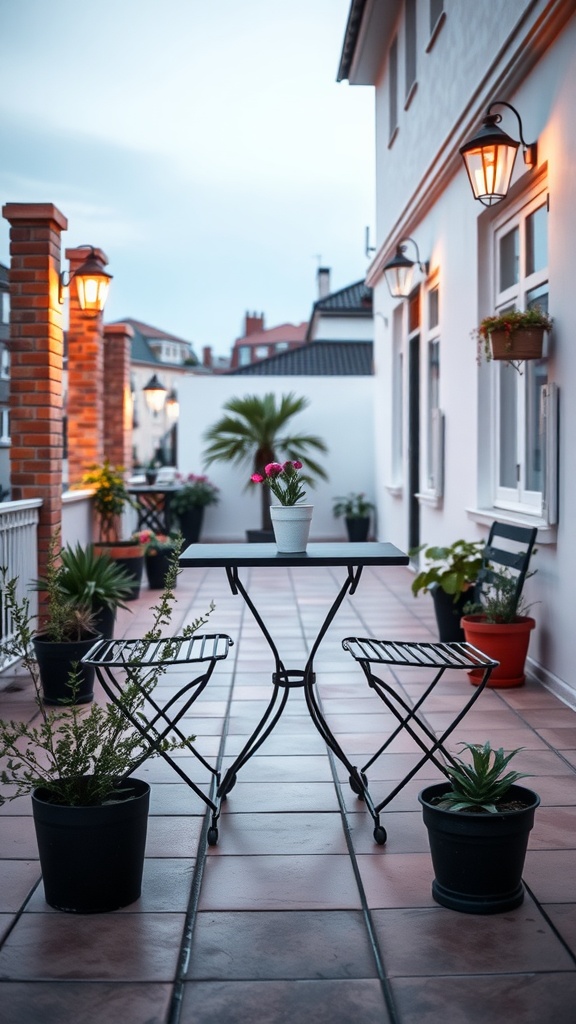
[103,323,134,474]
[65,246,107,485]
[1,202,68,577]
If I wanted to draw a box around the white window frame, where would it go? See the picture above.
[491,188,549,515]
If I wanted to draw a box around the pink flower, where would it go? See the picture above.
[265,463,283,478]
[251,473,264,483]
[292,460,303,470]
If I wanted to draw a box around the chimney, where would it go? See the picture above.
[203,345,213,369]
[317,266,330,298]
[245,311,264,336]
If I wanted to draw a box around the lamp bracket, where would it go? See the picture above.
[487,101,537,168]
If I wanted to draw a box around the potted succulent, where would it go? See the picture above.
[136,528,181,589]
[81,460,144,599]
[203,392,328,541]
[332,492,375,542]
[250,460,313,553]
[171,472,219,546]
[410,539,485,642]
[0,540,214,913]
[461,567,536,688]
[32,533,103,705]
[473,306,553,363]
[419,741,540,914]
[43,540,136,640]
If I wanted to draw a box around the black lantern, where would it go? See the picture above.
[59,247,112,313]
[460,101,537,206]
[383,238,429,299]
[143,374,167,414]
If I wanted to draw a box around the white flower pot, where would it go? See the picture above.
[270,504,313,553]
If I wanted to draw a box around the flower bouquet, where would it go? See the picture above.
[250,461,313,552]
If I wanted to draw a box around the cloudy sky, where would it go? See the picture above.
[0,0,375,355]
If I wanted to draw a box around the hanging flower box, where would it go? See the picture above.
[473,307,553,364]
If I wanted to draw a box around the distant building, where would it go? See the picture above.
[230,312,308,369]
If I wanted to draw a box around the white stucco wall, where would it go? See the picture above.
[175,374,376,541]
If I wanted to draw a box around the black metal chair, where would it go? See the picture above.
[474,521,537,610]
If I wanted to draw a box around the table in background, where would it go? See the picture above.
[128,486,181,535]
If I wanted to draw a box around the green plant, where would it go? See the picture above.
[81,460,134,543]
[250,460,307,506]
[410,540,484,601]
[133,529,180,553]
[39,541,136,617]
[332,492,375,519]
[171,473,220,514]
[473,306,553,363]
[203,392,328,531]
[34,533,101,642]
[464,566,536,623]
[436,742,529,813]
[0,537,215,806]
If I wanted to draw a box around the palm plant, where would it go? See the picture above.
[203,392,329,531]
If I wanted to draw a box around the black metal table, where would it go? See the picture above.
[128,486,181,535]
[179,541,409,843]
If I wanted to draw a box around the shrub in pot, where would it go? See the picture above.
[461,567,536,688]
[332,492,375,542]
[136,529,181,589]
[419,741,540,914]
[410,539,484,642]
[171,473,220,546]
[81,460,144,599]
[0,540,214,913]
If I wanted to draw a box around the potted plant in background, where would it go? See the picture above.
[419,741,540,914]
[81,460,144,599]
[144,457,160,485]
[332,492,375,542]
[203,392,328,541]
[0,540,215,913]
[32,534,103,705]
[250,460,313,553]
[410,539,485,642]
[461,567,536,688]
[473,306,553,364]
[171,472,219,546]
[45,541,136,639]
[136,529,181,589]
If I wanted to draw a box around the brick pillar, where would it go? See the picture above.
[65,246,107,485]
[1,202,68,579]
[103,323,134,474]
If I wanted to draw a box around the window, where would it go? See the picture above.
[430,0,443,34]
[0,346,9,380]
[389,36,398,144]
[238,346,251,366]
[492,191,549,514]
[0,290,9,324]
[405,0,417,105]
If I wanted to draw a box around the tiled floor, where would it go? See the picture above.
[1,561,576,1023]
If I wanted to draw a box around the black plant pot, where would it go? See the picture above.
[145,549,177,589]
[92,602,116,640]
[419,782,540,914]
[177,506,205,546]
[430,584,475,643]
[145,470,158,485]
[33,632,102,705]
[32,778,150,913]
[345,516,370,542]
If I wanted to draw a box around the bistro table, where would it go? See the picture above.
[128,485,181,535]
[179,541,409,843]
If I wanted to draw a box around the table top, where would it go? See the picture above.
[128,485,181,494]
[179,541,409,569]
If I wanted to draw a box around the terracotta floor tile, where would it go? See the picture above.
[219,781,340,814]
[209,811,348,855]
[524,850,576,901]
[356,852,436,909]
[219,754,332,783]
[0,912,186,981]
[179,979,391,1024]
[372,898,574,977]
[0,982,173,1024]
[391,973,576,1024]
[199,854,363,911]
[348,810,430,854]
[0,860,40,912]
[186,909,378,979]
[529,806,576,850]
[145,814,204,857]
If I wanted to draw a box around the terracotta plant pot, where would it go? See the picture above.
[94,541,144,601]
[461,614,535,688]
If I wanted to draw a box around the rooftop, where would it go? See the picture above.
[1,560,575,1023]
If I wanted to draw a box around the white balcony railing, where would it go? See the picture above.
[0,499,41,671]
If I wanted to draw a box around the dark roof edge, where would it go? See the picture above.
[337,0,368,82]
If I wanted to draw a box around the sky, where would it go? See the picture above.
[0,0,375,356]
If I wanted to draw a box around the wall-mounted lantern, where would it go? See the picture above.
[383,238,429,299]
[59,247,112,313]
[459,101,537,206]
[165,388,179,424]
[143,374,167,414]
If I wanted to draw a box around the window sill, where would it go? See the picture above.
[416,491,442,508]
[466,506,557,544]
[386,483,403,498]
